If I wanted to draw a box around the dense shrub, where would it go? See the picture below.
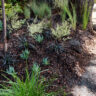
[51,20,71,39]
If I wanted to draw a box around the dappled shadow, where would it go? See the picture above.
[72,56,96,96]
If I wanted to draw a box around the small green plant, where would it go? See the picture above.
[20,49,30,65]
[82,0,91,30]
[0,64,56,96]
[63,3,77,30]
[51,21,71,39]
[0,20,2,31]
[34,34,44,43]
[42,57,50,65]
[6,66,15,75]
[32,62,40,74]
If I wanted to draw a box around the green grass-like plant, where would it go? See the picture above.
[6,66,15,75]
[30,1,51,19]
[54,0,77,30]
[82,0,91,30]
[0,64,56,96]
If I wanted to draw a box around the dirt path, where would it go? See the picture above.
[71,5,96,95]
[71,17,96,96]
[92,4,96,25]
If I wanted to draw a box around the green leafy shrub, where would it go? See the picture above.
[28,19,48,36]
[82,0,91,30]
[5,3,25,32]
[34,34,44,43]
[0,64,56,96]
[51,21,71,39]
[11,15,25,30]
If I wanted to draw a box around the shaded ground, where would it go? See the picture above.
[72,32,96,96]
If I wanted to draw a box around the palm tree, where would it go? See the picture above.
[1,0,7,54]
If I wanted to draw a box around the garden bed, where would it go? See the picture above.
[0,25,92,95]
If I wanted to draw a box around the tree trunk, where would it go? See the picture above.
[1,0,7,54]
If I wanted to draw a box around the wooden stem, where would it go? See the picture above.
[1,0,7,54]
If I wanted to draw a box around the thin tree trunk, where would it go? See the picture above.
[1,0,7,54]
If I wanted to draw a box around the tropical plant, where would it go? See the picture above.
[51,21,71,39]
[0,64,56,96]
[54,0,77,30]
[5,3,25,32]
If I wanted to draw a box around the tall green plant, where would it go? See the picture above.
[0,64,56,96]
[63,4,77,30]
[82,0,91,30]
[54,0,77,30]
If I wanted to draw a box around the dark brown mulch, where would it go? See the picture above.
[0,27,92,95]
